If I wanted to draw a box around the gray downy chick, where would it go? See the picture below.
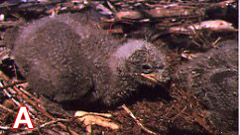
[175,40,238,133]
[9,13,170,109]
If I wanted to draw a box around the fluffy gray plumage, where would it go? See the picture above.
[175,40,238,132]
[9,13,169,108]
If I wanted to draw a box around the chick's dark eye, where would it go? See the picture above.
[141,63,153,74]
[142,64,152,69]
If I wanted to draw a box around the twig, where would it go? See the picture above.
[1,82,22,107]
[0,118,69,133]
[171,106,187,121]
[106,1,117,13]
[0,104,15,113]
[0,79,39,119]
[0,80,27,90]
[18,86,43,105]
[212,37,221,47]
[162,105,174,117]
[0,125,12,130]
[39,119,70,128]
[121,104,157,135]
[11,118,71,135]
[0,21,22,28]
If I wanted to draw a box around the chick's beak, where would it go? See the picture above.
[141,70,170,84]
[141,73,158,83]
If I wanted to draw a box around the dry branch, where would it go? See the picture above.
[122,104,157,135]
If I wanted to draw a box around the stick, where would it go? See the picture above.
[0,104,15,113]
[0,80,26,90]
[121,104,157,135]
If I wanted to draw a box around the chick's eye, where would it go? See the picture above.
[141,63,153,74]
[142,64,152,69]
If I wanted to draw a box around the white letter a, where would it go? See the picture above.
[12,106,34,129]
